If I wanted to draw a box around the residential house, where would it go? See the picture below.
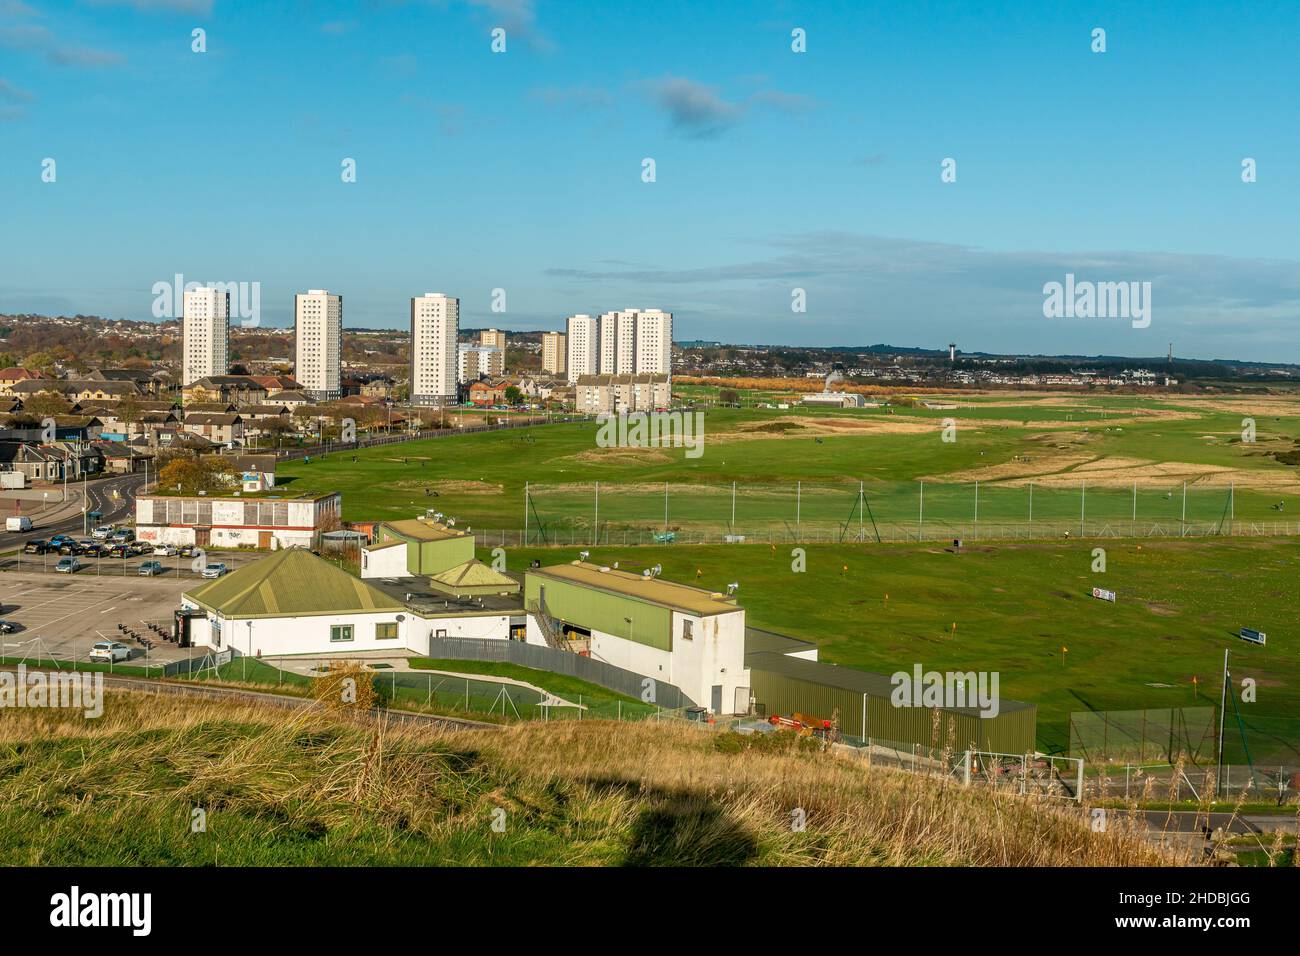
[182,412,244,446]
[575,373,671,413]
[182,376,268,406]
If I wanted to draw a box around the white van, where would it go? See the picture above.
[5,516,32,532]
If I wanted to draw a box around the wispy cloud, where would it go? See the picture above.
[467,0,551,51]
[640,76,743,139]
[86,0,214,13]
[0,0,40,16]
[528,85,614,110]
[545,232,1300,358]
[0,77,35,102]
[0,24,125,67]
[639,76,818,139]
[749,89,818,113]
[380,53,419,76]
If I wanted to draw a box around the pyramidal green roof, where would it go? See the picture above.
[429,559,518,589]
[185,548,405,619]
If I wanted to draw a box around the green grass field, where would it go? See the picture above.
[483,538,1300,762]
[276,393,1300,532]
[273,391,1300,761]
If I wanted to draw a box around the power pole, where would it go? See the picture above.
[1216,649,1229,799]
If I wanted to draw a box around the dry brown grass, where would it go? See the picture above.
[0,691,1189,866]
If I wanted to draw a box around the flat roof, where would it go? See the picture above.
[383,518,469,542]
[744,627,817,665]
[746,652,1035,714]
[367,576,525,616]
[530,561,739,617]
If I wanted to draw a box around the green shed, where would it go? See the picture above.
[375,518,475,576]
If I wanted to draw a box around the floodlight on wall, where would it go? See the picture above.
[579,550,590,561]
[726,582,739,595]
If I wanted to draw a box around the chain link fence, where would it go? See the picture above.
[509,479,1298,545]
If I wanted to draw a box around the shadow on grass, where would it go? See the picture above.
[585,777,760,867]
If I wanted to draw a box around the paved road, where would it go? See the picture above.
[0,473,144,550]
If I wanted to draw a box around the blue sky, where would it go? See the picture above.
[1,0,1298,362]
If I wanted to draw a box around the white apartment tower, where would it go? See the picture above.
[634,309,673,376]
[573,308,673,381]
[410,293,459,405]
[541,331,566,376]
[565,314,598,384]
[597,310,639,375]
[294,290,343,400]
[182,287,230,385]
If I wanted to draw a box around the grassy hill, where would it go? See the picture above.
[0,692,1177,866]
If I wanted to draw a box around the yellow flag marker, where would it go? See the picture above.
[1061,646,1069,667]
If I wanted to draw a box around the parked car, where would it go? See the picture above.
[91,525,115,540]
[179,545,200,558]
[49,534,74,548]
[0,620,17,634]
[151,545,177,557]
[138,560,164,576]
[58,541,78,555]
[89,641,130,663]
[110,529,135,544]
[54,557,82,574]
[75,539,99,555]
[23,539,49,554]
[201,563,229,579]
[108,544,130,559]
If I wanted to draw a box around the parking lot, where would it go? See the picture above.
[0,552,262,666]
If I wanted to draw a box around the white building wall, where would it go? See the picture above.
[182,288,230,385]
[179,600,513,657]
[360,545,410,578]
[410,293,459,404]
[635,310,673,377]
[295,290,343,399]
[180,604,412,656]
[541,332,566,375]
[583,608,746,713]
[597,312,618,375]
[565,315,597,384]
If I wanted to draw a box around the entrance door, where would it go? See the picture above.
[711,684,723,715]
[258,531,272,548]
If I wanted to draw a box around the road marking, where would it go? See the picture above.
[101,606,117,614]
[22,591,131,635]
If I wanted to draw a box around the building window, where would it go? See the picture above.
[375,622,398,640]
[330,624,354,643]
[682,619,694,641]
